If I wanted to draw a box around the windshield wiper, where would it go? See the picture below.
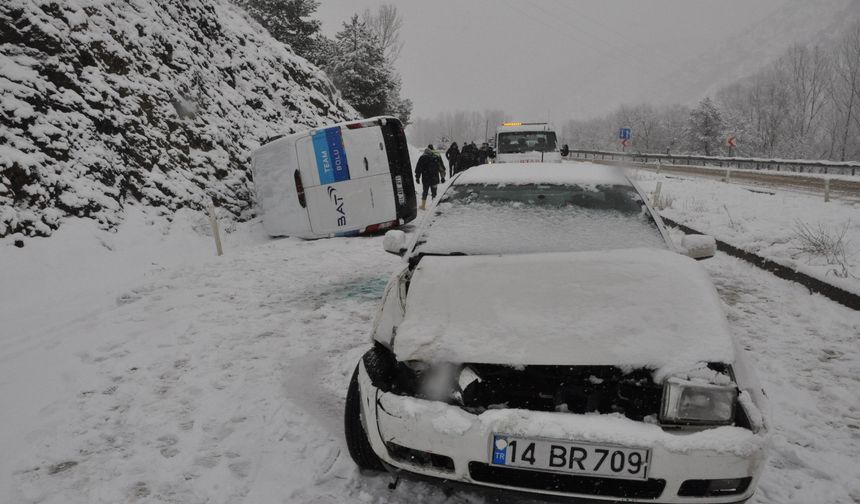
[408,251,469,268]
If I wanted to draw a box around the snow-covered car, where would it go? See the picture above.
[344,163,770,503]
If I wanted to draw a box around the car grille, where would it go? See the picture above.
[459,364,663,421]
[468,462,666,499]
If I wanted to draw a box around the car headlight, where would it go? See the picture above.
[403,361,459,402]
[660,377,737,425]
[399,362,482,404]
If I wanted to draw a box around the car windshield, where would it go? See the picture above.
[498,132,558,153]
[414,183,667,256]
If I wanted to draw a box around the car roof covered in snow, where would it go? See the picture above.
[394,248,736,375]
[454,162,631,187]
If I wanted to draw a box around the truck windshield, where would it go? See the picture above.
[498,132,558,153]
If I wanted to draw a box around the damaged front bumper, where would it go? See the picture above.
[357,361,768,504]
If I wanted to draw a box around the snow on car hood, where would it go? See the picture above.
[394,248,735,374]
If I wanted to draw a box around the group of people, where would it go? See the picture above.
[414,142,496,210]
[444,141,494,177]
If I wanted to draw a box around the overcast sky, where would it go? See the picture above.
[316,0,791,121]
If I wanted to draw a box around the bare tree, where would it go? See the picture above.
[408,109,507,147]
[784,44,829,156]
[830,22,860,160]
[362,4,404,64]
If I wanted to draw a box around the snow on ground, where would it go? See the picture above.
[631,169,860,295]
[705,253,860,504]
[1,192,858,503]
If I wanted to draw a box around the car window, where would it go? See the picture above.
[414,183,667,256]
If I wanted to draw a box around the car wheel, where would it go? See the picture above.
[345,364,385,471]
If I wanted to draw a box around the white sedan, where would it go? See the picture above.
[344,163,770,503]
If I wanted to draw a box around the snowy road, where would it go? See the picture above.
[2,212,858,503]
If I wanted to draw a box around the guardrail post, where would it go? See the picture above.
[208,201,224,256]
[824,178,831,203]
[725,169,731,183]
[652,181,663,206]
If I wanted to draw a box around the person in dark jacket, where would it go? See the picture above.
[458,142,479,172]
[415,145,445,210]
[445,142,460,178]
[478,142,491,165]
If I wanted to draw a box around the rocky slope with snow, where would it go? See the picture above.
[0,0,358,238]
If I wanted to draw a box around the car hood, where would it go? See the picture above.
[394,248,735,375]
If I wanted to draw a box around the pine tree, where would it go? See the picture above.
[303,34,337,68]
[327,15,392,118]
[687,97,724,156]
[385,72,413,125]
[234,0,322,62]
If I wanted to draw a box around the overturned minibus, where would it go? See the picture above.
[252,116,417,238]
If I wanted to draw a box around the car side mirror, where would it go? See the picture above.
[383,230,408,256]
[681,234,716,260]
[560,144,570,157]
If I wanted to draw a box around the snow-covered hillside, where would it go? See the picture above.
[641,0,860,107]
[0,0,358,239]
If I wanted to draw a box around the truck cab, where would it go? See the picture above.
[494,122,561,164]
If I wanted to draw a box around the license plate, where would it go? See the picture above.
[394,175,406,205]
[490,434,650,480]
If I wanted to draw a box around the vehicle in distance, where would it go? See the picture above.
[252,116,416,239]
[345,163,770,503]
[494,122,562,163]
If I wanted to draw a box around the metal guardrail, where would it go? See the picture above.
[567,149,860,177]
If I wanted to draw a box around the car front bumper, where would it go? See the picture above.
[357,362,768,503]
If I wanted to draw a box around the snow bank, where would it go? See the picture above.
[632,169,860,294]
[0,0,357,238]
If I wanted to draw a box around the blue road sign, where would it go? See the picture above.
[619,128,632,140]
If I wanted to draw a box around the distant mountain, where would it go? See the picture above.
[0,0,358,238]
[639,0,860,106]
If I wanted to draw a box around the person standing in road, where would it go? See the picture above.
[446,142,460,178]
[478,142,492,165]
[459,142,478,172]
[415,145,445,210]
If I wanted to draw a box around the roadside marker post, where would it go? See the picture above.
[208,201,223,256]
[824,178,831,203]
[652,181,663,206]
